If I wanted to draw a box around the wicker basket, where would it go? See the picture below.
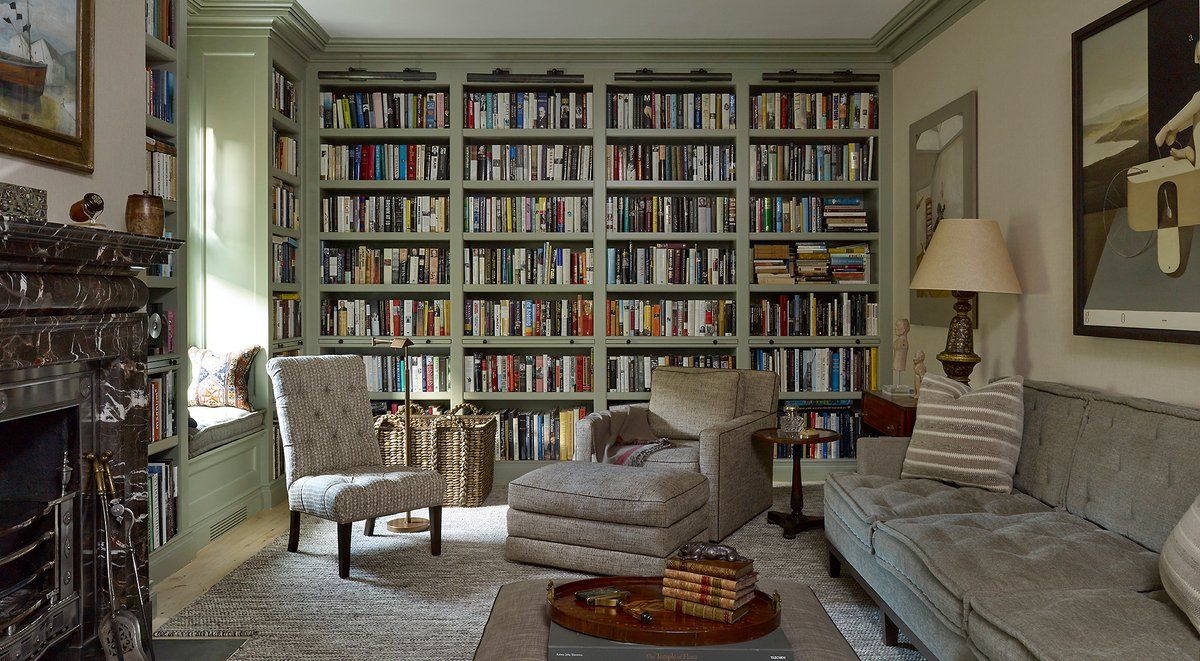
[375,403,497,507]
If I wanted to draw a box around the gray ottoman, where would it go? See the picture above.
[504,462,709,575]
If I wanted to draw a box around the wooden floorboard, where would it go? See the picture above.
[153,502,291,630]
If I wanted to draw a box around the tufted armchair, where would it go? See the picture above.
[267,355,445,578]
[574,366,779,541]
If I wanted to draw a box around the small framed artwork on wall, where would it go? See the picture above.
[1073,0,1200,344]
[0,0,94,172]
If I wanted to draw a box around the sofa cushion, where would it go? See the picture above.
[873,511,1161,632]
[506,505,708,557]
[188,406,264,459]
[641,441,700,472]
[968,589,1200,661]
[1011,380,1091,507]
[1161,493,1200,633]
[1065,396,1200,553]
[648,368,742,440]
[823,473,1049,550]
[508,462,708,527]
[901,375,1024,493]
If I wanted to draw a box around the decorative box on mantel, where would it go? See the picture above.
[0,206,181,659]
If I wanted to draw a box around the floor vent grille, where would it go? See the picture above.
[210,507,248,541]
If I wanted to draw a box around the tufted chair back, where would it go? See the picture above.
[267,355,382,486]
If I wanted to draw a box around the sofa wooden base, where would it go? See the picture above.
[827,541,932,659]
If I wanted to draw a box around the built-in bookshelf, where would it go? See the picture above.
[143,0,186,569]
[290,69,892,481]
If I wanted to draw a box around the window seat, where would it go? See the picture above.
[188,406,265,459]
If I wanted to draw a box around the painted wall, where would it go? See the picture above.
[891,0,1200,407]
[0,1,144,229]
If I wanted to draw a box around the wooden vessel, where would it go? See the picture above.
[0,50,46,97]
[548,576,781,647]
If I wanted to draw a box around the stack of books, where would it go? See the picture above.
[662,554,758,623]
[822,196,870,231]
[794,242,833,282]
[752,244,792,284]
[829,243,871,283]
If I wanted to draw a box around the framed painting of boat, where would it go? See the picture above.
[0,0,92,172]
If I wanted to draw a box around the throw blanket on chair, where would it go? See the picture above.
[610,437,672,467]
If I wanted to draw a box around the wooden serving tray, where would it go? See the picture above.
[547,576,781,646]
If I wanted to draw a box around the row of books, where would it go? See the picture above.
[750,195,870,233]
[604,195,735,234]
[606,92,735,130]
[749,91,878,130]
[463,246,593,285]
[465,195,590,233]
[271,236,299,284]
[321,194,449,233]
[321,246,449,285]
[145,137,177,201]
[750,139,877,182]
[272,294,301,340]
[463,297,594,337]
[463,354,594,393]
[146,461,178,552]
[464,91,592,129]
[272,183,300,230]
[273,131,298,176]
[749,293,879,337]
[319,143,451,181]
[750,346,879,393]
[606,245,736,285]
[752,242,871,284]
[775,400,860,459]
[320,91,449,129]
[146,0,175,46]
[662,554,757,624]
[607,354,735,393]
[272,68,297,120]
[464,144,593,181]
[146,69,175,124]
[320,298,450,337]
[271,426,286,480]
[494,407,587,461]
[147,372,177,442]
[607,144,735,182]
[606,299,735,337]
[360,354,449,394]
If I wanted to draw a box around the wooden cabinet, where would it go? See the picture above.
[861,390,917,438]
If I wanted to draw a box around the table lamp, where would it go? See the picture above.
[372,336,429,533]
[908,219,1022,384]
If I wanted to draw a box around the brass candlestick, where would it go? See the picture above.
[372,336,428,534]
[936,290,982,384]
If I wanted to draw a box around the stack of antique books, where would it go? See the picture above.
[661,553,758,623]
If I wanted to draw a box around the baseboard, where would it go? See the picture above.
[149,486,274,585]
[492,458,856,487]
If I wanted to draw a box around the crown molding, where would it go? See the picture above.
[187,0,978,65]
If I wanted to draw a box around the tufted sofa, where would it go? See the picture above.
[825,379,1200,660]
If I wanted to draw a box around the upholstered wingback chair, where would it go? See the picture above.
[267,355,445,578]
[574,366,779,541]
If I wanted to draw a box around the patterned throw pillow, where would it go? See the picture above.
[901,374,1024,493]
[1161,494,1200,634]
[187,346,259,411]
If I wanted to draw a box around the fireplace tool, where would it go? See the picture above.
[87,452,146,661]
[103,457,157,661]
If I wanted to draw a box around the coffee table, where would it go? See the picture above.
[473,579,858,660]
[752,428,840,539]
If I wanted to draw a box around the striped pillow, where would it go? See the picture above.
[901,375,1024,493]
[1161,494,1200,634]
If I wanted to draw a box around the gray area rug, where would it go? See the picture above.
[157,485,921,660]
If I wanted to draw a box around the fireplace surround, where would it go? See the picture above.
[0,206,180,659]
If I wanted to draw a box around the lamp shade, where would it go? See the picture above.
[909,219,1022,294]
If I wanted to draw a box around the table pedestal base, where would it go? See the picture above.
[767,510,824,539]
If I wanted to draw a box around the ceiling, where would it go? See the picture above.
[295,0,916,41]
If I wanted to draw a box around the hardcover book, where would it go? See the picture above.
[548,622,793,660]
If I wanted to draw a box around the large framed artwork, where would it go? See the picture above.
[0,0,93,172]
[909,91,978,327]
[1073,0,1200,344]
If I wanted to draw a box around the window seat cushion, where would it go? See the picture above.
[188,406,264,459]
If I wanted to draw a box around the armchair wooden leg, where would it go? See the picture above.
[827,549,842,577]
[364,518,376,536]
[337,522,351,578]
[429,506,442,556]
[287,511,300,553]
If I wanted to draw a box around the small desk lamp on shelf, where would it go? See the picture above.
[371,336,429,534]
[909,219,1022,384]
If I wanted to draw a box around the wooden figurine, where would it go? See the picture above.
[892,318,910,374]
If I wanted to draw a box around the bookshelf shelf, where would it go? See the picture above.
[271,283,300,293]
[318,283,452,293]
[272,225,301,238]
[272,168,301,186]
[463,128,593,140]
[319,231,451,242]
[780,391,864,400]
[749,336,880,347]
[147,435,180,455]
[605,336,737,347]
[145,114,176,138]
[605,392,651,401]
[320,128,451,141]
[606,232,735,242]
[748,232,879,242]
[141,275,177,289]
[606,128,737,140]
[748,181,880,191]
[370,391,451,401]
[318,335,453,347]
[463,284,592,293]
[749,283,878,293]
[147,353,182,365]
[463,232,594,242]
[747,128,879,140]
[461,181,594,192]
[271,109,300,133]
[463,392,595,402]
[462,337,596,347]
[145,34,176,63]
[605,180,736,191]
[318,180,450,191]
[606,284,736,293]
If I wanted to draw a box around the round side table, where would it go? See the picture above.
[751,428,840,539]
